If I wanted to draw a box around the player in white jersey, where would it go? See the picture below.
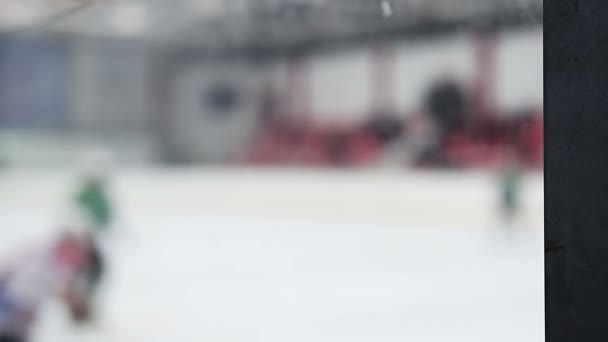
[0,231,90,342]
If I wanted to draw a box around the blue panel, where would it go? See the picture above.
[0,39,68,129]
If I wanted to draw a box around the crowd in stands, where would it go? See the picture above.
[243,108,543,170]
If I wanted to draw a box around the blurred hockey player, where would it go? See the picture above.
[75,147,114,234]
[69,147,116,324]
[498,147,524,229]
[0,231,91,342]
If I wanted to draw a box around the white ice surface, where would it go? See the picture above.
[0,169,544,342]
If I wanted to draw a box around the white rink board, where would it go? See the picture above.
[0,168,544,342]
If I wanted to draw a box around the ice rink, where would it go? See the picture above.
[0,169,544,342]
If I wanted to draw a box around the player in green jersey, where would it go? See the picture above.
[499,147,523,228]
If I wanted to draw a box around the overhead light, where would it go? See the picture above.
[109,2,148,37]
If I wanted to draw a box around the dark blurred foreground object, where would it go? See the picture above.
[544,1,608,339]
